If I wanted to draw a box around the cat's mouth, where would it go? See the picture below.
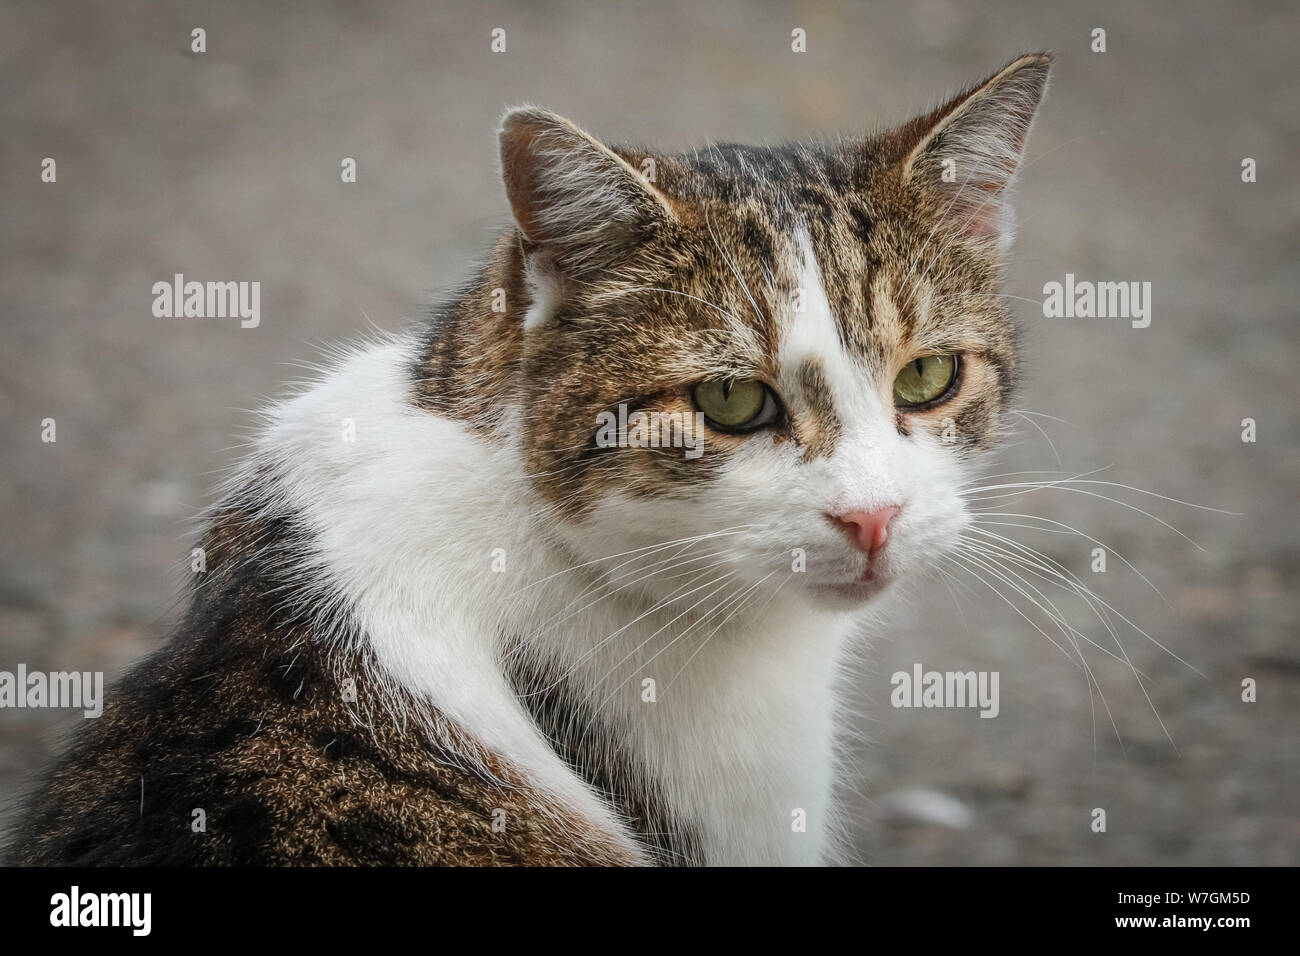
[812,566,893,604]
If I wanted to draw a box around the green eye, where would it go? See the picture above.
[692,379,776,431]
[893,354,958,406]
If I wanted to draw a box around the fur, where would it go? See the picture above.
[9,54,1051,866]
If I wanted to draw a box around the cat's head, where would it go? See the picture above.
[498,54,1050,610]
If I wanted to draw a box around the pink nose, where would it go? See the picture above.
[830,506,901,556]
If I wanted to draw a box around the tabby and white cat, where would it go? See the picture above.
[12,54,1050,865]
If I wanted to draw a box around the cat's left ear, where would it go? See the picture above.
[897,53,1052,249]
[499,107,675,278]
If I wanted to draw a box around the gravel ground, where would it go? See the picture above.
[1,0,1296,864]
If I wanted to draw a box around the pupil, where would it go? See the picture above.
[914,358,925,377]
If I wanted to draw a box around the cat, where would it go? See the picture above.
[9,53,1050,866]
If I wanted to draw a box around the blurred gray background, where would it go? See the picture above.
[2,0,1296,864]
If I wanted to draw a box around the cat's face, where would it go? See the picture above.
[501,55,1049,609]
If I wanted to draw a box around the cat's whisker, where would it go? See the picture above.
[576,569,742,735]
[959,464,1118,500]
[501,525,758,598]
[953,508,1199,756]
[651,575,776,697]
[957,466,1083,487]
[933,565,976,625]
[523,545,739,644]
[514,537,736,621]
[517,534,757,693]
[951,542,1136,675]
[949,543,1123,763]
[954,538,1143,675]
[1008,409,1075,427]
[534,547,721,626]
[982,546,1180,764]
[1008,410,1062,466]
[971,513,1167,603]
[965,480,1232,552]
[941,550,1081,668]
[662,571,795,697]
[966,526,1204,679]
[614,571,777,725]
[968,478,1239,515]
[945,547,1123,757]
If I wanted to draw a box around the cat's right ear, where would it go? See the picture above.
[498,107,674,278]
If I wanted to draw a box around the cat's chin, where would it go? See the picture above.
[809,572,895,608]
